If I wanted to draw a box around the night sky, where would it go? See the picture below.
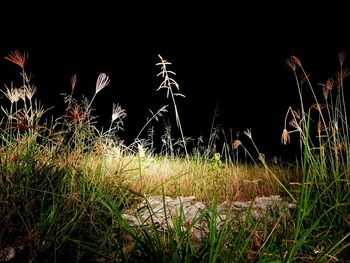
[0,7,347,161]
[1,45,346,161]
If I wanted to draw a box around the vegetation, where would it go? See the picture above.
[0,50,349,262]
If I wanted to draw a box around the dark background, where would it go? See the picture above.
[0,5,348,161]
[1,45,346,161]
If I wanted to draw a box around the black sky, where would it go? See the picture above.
[0,5,348,160]
[1,45,347,160]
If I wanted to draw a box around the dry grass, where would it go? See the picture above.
[75,149,296,205]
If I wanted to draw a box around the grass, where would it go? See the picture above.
[0,49,349,262]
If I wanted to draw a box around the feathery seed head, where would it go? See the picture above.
[232,140,242,149]
[71,74,77,92]
[111,103,127,122]
[339,51,346,67]
[281,128,290,145]
[244,128,252,140]
[286,55,301,71]
[95,73,110,94]
[4,50,28,69]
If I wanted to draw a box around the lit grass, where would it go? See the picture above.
[65,150,290,204]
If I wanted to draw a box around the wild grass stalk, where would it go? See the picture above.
[156,55,189,158]
[282,52,350,262]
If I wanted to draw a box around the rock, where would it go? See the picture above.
[122,195,295,242]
